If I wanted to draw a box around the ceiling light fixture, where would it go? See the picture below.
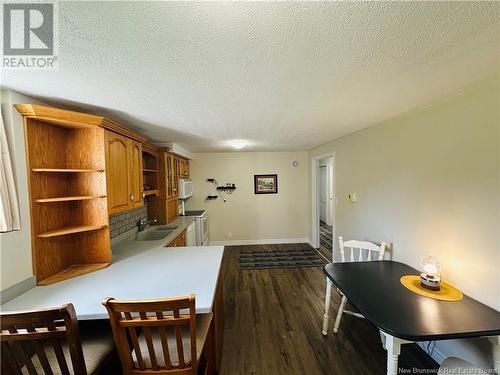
[227,139,249,149]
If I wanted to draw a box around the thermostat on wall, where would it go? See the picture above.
[348,193,357,203]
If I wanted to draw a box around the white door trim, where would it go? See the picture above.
[311,153,336,250]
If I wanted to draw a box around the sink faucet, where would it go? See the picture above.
[137,218,157,232]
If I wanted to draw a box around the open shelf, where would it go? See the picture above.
[38,224,107,238]
[216,186,236,191]
[38,263,110,286]
[143,189,159,196]
[35,195,105,203]
[33,168,104,173]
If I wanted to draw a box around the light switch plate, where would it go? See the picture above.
[348,193,357,203]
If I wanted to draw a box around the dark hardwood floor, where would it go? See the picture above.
[219,243,438,375]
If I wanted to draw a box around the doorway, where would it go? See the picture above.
[311,154,335,261]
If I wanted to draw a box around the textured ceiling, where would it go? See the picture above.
[2,1,499,152]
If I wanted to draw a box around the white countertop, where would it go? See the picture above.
[2,231,225,319]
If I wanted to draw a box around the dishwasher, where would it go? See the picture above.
[186,221,197,246]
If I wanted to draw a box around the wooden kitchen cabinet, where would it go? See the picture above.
[167,230,186,247]
[142,143,159,197]
[105,130,143,215]
[166,197,178,222]
[129,139,143,209]
[165,152,178,199]
[178,157,190,179]
[147,150,179,224]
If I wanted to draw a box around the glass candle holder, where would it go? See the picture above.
[420,256,441,291]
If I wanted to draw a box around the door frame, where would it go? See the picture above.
[311,152,336,250]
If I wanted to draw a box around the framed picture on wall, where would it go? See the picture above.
[254,174,278,194]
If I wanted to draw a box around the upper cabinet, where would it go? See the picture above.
[165,152,178,199]
[142,143,159,197]
[105,131,130,214]
[129,140,143,208]
[105,130,143,215]
[178,157,190,179]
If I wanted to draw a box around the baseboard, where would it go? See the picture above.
[1,276,36,304]
[209,238,311,246]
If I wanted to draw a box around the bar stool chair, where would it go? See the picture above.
[0,303,115,374]
[102,294,213,375]
[322,236,386,335]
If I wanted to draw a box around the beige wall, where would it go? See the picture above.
[310,77,499,310]
[186,152,310,244]
[0,90,39,291]
[310,77,499,366]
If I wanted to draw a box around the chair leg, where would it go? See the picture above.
[333,295,347,334]
[380,331,387,350]
[322,278,332,336]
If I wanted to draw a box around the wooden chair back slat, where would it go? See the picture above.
[338,237,386,263]
[102,295,197,375]
[156,312,173,370]
[124,311,145,370]
[173,309,186,368]
[0,304,87,375]
[2,342,23,374]
[32,339,54,375]
[51,338,71,375]
[17,343,38,375]
[139,312,159,370]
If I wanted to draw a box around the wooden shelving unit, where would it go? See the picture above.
[142,143,160,197]
[16,104,112,286]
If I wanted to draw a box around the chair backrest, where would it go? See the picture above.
[338,236,386,262]
[102,294,197,375]
[0,303,87,375]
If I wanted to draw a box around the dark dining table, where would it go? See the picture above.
[323,261,500,375]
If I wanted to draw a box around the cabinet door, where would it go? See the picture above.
[166,197,178,223]
[129,140,143,208]
[179,158,190,179]
[105,131,130,215]
[183,159,190,179]
[168,230,186,247]
[165,152,174,198]
[172,155,179,197]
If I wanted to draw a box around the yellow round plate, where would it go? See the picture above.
[400,275,463,302]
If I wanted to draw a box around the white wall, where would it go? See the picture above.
[310,77,500,367]
[0,90,41,291]
[186,152,310,244]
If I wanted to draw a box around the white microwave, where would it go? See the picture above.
[178,179,193,199]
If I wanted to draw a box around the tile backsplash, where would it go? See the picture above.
[109,205,148,238]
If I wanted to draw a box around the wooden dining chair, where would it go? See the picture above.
[102,294,213,375]
[0,303,115,374]
[322,236,386,335]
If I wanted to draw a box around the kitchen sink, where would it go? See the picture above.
[134,230,172,241]
[150,225,178,231]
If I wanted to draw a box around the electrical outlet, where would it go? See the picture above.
[228,232,232,238]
